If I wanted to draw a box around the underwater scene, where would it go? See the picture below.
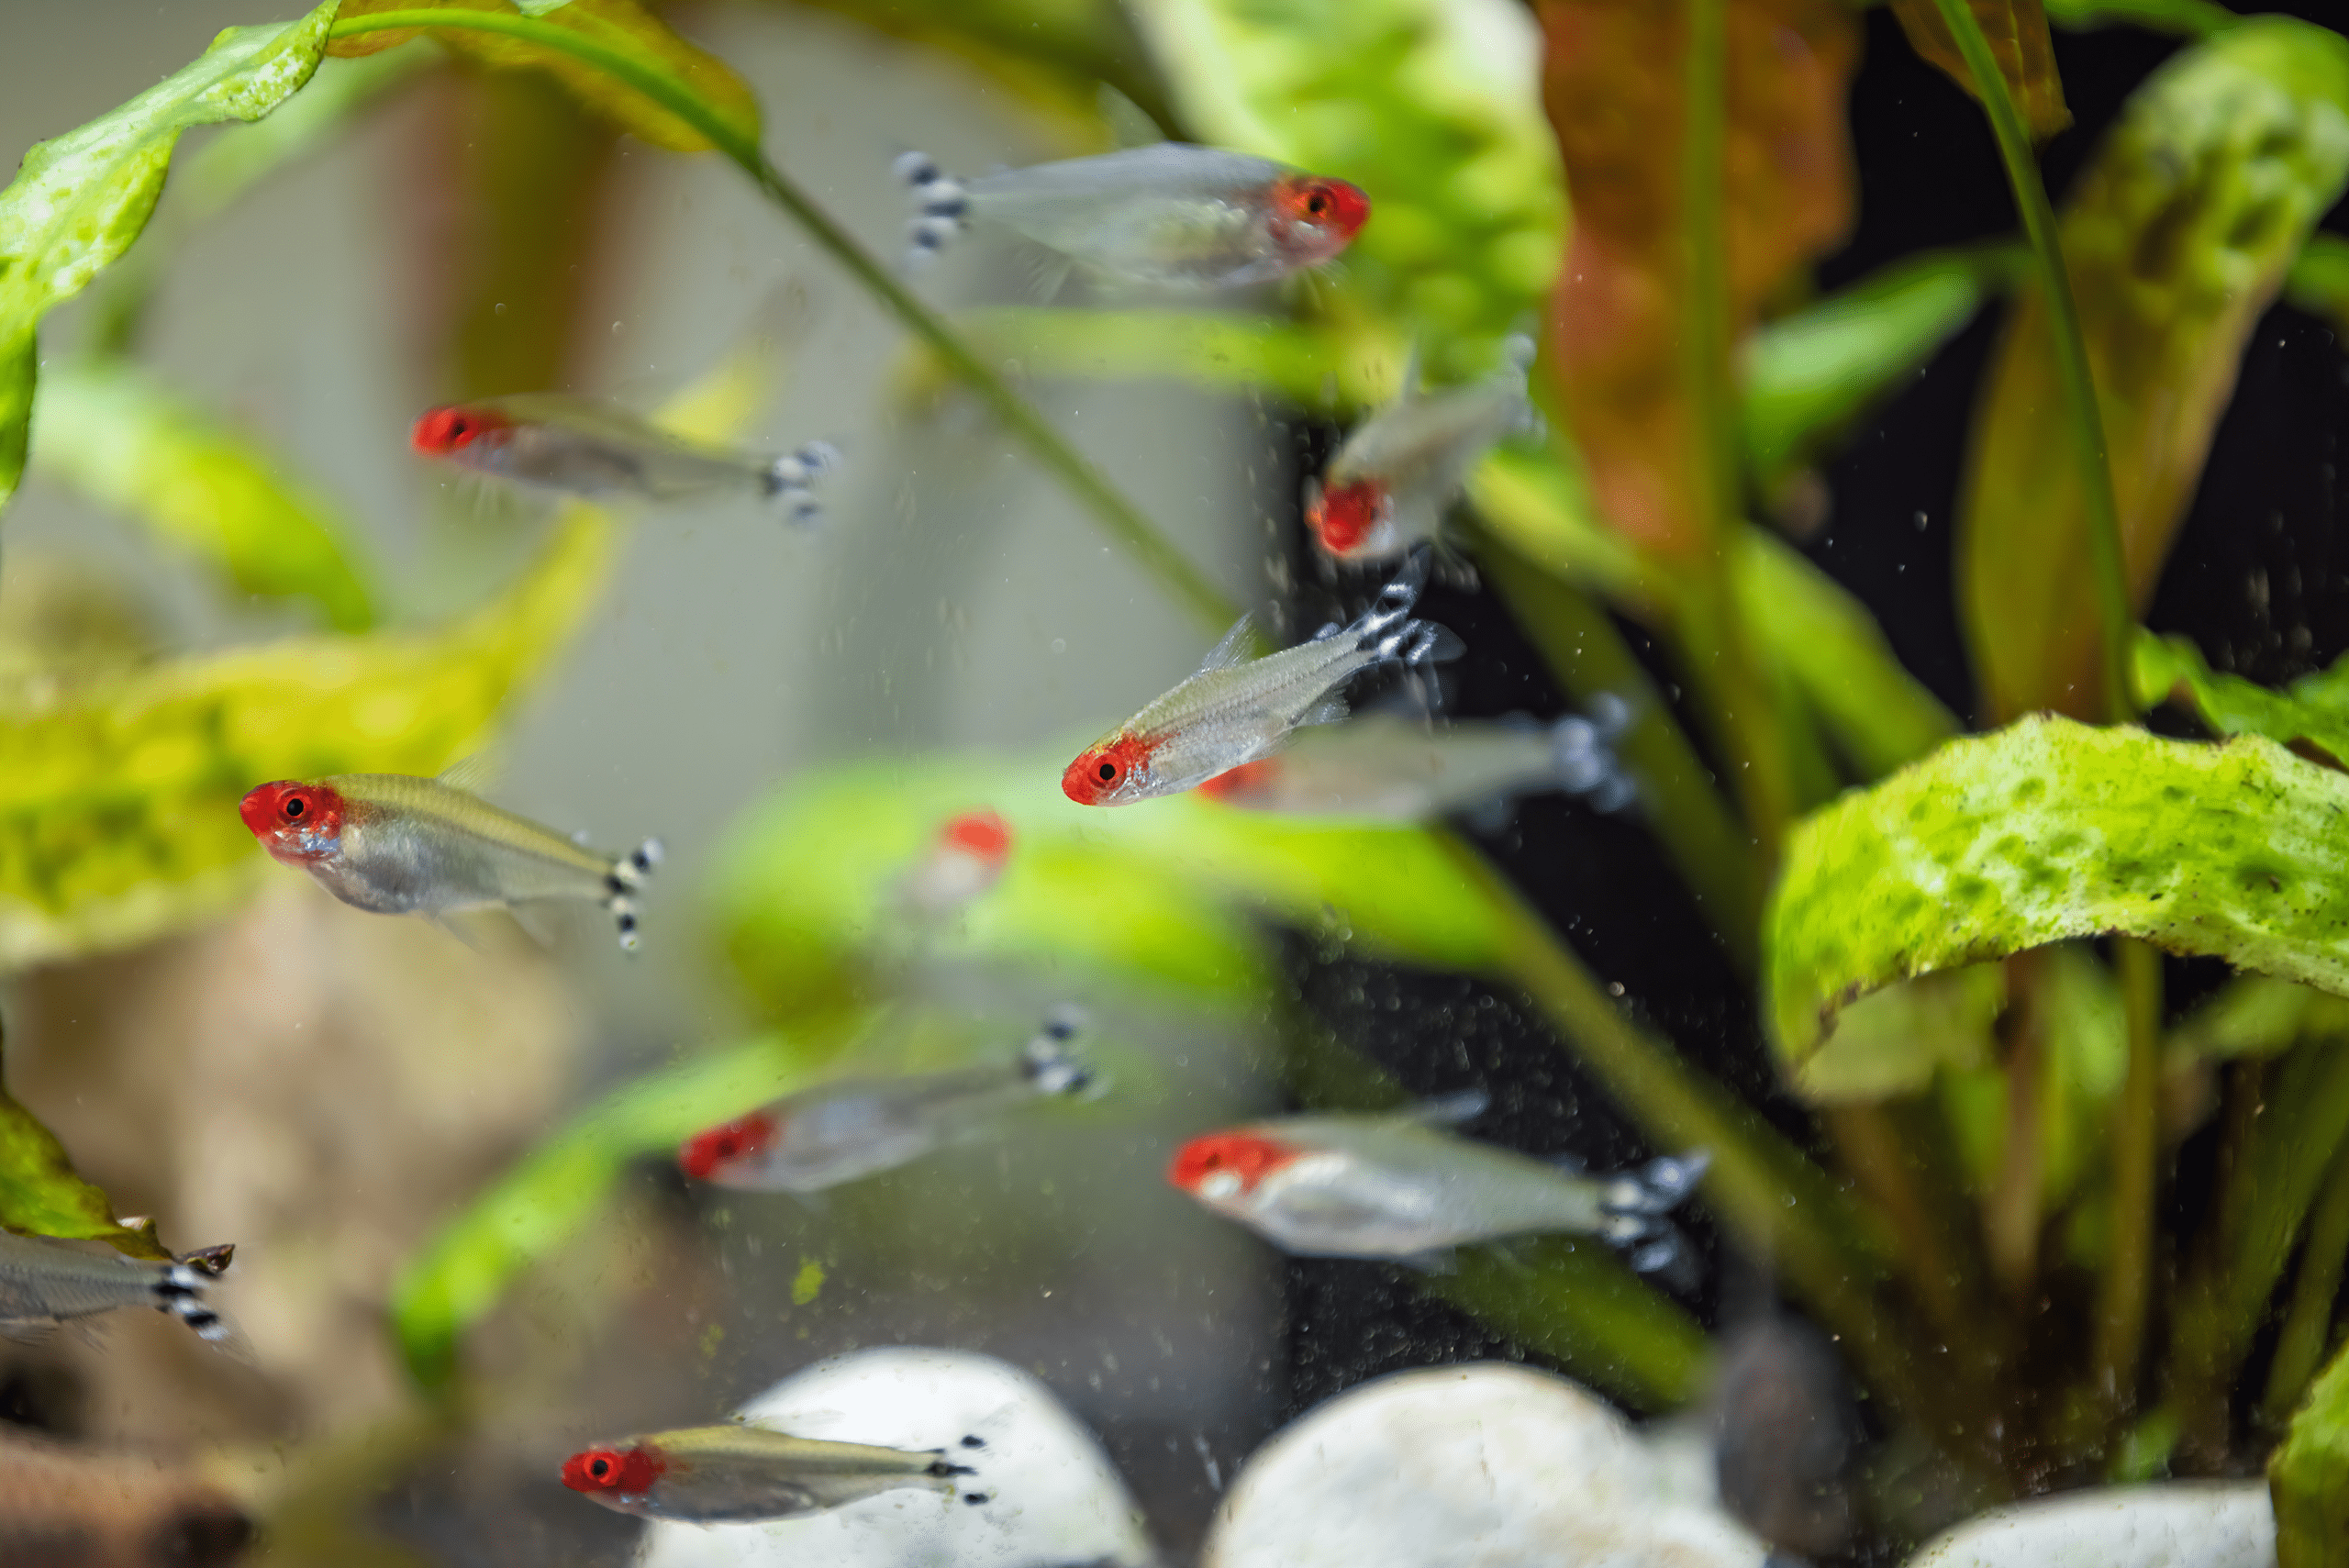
[4,0,2349,1563]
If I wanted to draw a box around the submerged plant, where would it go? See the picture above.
[6,0,2349,1562]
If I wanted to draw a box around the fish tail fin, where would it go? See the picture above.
[603,839,663,952]
[1598,1150,1710,1271]
[1020,1004,1097,1097]
[1550,694,1639,814]
[932,1434,987,1503]
[895,150,970,269]
[1353,549,1464,669]
[153,1260,250,1358]
[762,440,841,527]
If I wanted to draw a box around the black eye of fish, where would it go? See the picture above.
[1308,192,1328,214]
[284,797,305,817]
[590,1459,610,1478]
[1097,762,1117,781]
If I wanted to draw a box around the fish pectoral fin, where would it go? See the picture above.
[1408,1087,1490,1127]
[1391,1248,1459,1275]
[0,1317,61,1345]
[1297,691,1349,728]
[1196,613,1259,673]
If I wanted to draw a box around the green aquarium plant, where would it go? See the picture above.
[6,0,2349,1562]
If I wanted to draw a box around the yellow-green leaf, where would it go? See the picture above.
[1890,0,2071,140]
[0,508,611,971]
[0,1018,171,1262]
[1766,716,2349,1070]
[329,0,758,154]
[0,3,338,516]
[29,358,379,631]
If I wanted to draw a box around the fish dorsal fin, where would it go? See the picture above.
[434,749,503,797]
[1097,83,1169,150]
[1197,614,1259,673]
[1408,1088,1489,1127]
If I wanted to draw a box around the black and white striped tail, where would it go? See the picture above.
[763,440,841,527]
[1019,1004,1096,1097]
[1598,1150,1710,1274]
[604,838,663,952]
[894,150,970,269]
[1355,550,1464,669]
[151,1260,236,1347]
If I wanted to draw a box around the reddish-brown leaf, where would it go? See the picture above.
[1539,0,1857,562]
[1889,0,2071,142]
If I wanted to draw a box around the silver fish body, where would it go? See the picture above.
[417,395,837,521]
[1201,702,1634,820]
[1311,354,1536,562]
[1175,1095,1705,1269]
[1063,553,1462,806]
[241,772,662,950]
[0,1231,237,1347]
[685,1012,1093,1191]
[897,144,1365,290]
[570,1425,978,1524]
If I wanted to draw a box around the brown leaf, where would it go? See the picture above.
[1890,0,2072,142]
[1539,0,1858,561]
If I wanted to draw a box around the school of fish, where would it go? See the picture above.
[10,129,1709,1539]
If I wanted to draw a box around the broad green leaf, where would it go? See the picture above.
[0,508,610,971]
[29,359,378,631]
[0,1019,171,1262]
[2273,1336,2349,1568]
[328,0,759,155]
[1742,245,2021,493]
[2285,232,2349,344]
[1765,715,2349,1069]
[1961,20,2349,721]
[0,4,337,517]
[1127,0,1566,383]
[1792,965,1999,1103]
[1537,0,1857,559]
[2168,974,2349,1064]
[2133,630,2349,767]
[708,748,1520,1019]
[391,1022,859,1387]
[1889,0,2071,140]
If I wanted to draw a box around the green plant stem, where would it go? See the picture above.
[2091,936,2163,1414]
[1473,524,1762,968]
[1984,951,2048,1297]
[2264,1138,2349,1430]
[1677,0,1795,844]
[1825,1102,1999,1374]
[327,11,1240,637]
[1438,832,2009,1488]
[1928,0,2132,722]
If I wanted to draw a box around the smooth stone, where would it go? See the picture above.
[1906,1482,2275,1568]
[636,1347,1155,1568]
[1198,1362,1770,1568]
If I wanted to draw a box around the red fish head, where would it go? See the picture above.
[410,404,509,455]
[1197,759,1275,805]
[1061,735,1152,806]
[1168,1132,1297,1202]
[562,1444,665,1497]
[1268,175,1370,264]
[239,780,347,862]
[679,1111,778,1183]
[940,808,1012,867]
[1306,478,1392,559]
